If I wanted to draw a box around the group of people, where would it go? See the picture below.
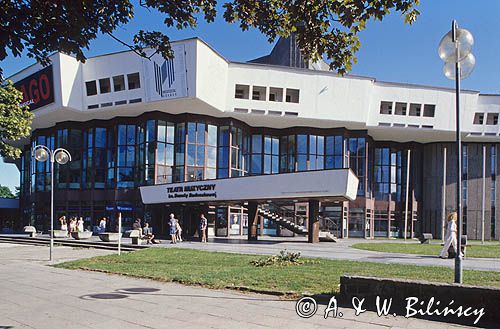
[168,213,208,244]
[58,213,209,243]
[132,218,160,244]
[58,216,85,235]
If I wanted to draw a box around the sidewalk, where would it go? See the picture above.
[163,236,500,272]
[2,233,499,271]
[0,243,471,329]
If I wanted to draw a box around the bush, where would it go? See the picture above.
[250,249,304,267]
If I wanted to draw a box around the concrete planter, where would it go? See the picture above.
[99,232,122,242]
[50,230,68,238]
[70,231,93,240]
[23,226,37,237]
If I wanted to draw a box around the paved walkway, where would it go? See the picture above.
[0,243,471,329]
[163,236,500,272]
[2,234,499,271]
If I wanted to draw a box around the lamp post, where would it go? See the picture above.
[32,145,72,262]
[438,20,475,284]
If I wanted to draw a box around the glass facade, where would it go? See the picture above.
[21,113,500,240]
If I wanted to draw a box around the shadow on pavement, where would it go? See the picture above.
[80,287,284,302]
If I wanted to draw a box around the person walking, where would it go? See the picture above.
[439,212,459,259]
[199,213,208,243]
[169,213,178,244]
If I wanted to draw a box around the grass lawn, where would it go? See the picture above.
[55,248,500,297]
[352,243,500,259]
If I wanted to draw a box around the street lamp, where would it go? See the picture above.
[438,20,475,284]
[32,145,72,261]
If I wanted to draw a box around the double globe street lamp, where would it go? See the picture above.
[32,145,72,261]
[438,20,475,284]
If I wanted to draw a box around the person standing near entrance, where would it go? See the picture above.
[439,212,458,259]
[175,221,183,242]
[199,213,208,243]
[169,213,178,244]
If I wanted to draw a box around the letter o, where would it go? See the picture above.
[39,74,51,100]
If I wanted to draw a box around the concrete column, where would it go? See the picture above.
[308,200,320,243]
[247,201,259,241]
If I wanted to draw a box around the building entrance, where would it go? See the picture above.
[141,169,359,243]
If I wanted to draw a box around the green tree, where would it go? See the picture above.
[0,81,33,158]
[0,1,419,158]
[0,1,419,76]
[0,184,16,199]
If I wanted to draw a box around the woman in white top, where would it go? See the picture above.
[77,217,84,232]
[69,218,76,233]
[439,212,458,259]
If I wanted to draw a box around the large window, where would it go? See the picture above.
[263,135,279,174]
[325,136,344,169]
[186,122,206,181]
[297,134,308,171]
[308,135,324,170]
[206,125,218,179]
[83,128,107,189]
[349,137,366,195]
[250,134,262,175]
[374,147,405,202]
[374,148,390,200]
[56,129,81,189]
[33,135,54,192]
[218,126,230,178]
[156,121,175,184]
[174,123,185,182]
[106,128,116,188]
[280,135,296,173]
[117,124,136,188]
[230,127,245,177]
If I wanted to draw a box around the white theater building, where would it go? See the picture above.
[8,36,500,241]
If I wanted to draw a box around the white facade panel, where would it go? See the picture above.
[6,37,500,144]
[140,169,359,204]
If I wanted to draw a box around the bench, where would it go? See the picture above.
[99,232,122,242]
[23,226,38,238]
[129,229,142,245]
[50,230,69,238]
[70,231,93,240]
[418,233,433,244]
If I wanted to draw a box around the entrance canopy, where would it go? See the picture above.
[140,169,358,205]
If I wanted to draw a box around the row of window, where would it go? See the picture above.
[380,101,435,117]
[235,84,300,103]
[26,120,500,208]
[23,121,368,193]
[473,112,499,125]
[85,73,141,96]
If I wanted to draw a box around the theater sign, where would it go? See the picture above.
[14,65,55,111]
[144,44,188,101]
[140,169,359,204]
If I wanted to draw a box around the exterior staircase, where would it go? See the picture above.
[257,204,338,242]
[257,206,308,235]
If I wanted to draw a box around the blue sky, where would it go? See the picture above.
[1,0,499,192]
